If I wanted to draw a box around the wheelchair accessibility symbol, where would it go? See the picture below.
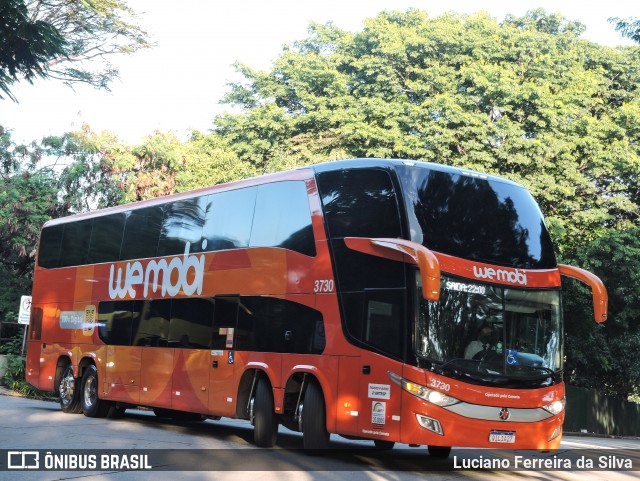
[507,349,518,366]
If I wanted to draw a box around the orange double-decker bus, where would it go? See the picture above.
[26,159,607,456]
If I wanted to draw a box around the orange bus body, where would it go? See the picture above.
[26,159,606,454]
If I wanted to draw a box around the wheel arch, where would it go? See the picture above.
[284,365,336,434]
[236,363,279,419]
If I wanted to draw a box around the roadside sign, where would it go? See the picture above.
[18,296,32,325]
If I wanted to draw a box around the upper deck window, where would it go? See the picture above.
[37,180,315,269]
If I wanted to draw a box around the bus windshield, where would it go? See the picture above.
[397,164,557,269]
[415,273,563,387]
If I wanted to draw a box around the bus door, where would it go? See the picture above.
[137,299,174,407]
[208,296,239,417]
[170,298,215,414]
[100,301,141,403]
[357,291,404,441]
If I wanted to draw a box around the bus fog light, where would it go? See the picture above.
[549,426,562,441]
[416,414,444,435]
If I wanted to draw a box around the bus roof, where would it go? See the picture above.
[43,158,523,227]
[310,158,524,188]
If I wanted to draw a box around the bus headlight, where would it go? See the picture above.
[542,398,566,416]
[389,372,460,407]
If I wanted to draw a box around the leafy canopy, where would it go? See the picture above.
[0,0,151,101]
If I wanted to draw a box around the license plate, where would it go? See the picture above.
[489,431,516,443]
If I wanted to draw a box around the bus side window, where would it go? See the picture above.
[158,198,207,256]
[120,206,164,261]
[342,290,404,360]
[59,218,93,267]
[236,297,325,354]
[212,297,239,350]
[317,168,406,292]
[133,299,171,347]
[98,300,134,346]
[169,298,215,349]
[38,224,65,268]
[87,213,126,264]
[202,188,257,252]
[250,182,316,256]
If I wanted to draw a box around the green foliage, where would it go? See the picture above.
[0,329,24,355]
[610,16,640,44]
[1,331,46,398]
[1,0,151,101]
[0,0,66,101]
[563,228,640,400]
[0,126,74,319]
[1,355,47,398]
[0,8,639,400]
[216,9,640,258]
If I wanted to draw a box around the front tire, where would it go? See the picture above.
[373,439,395,450]
[59,364,82,414]
[428,445,452,458]
[81,365,110,418]
[253,378,278,447]
[302,380,330,450]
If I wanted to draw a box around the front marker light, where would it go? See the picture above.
[388,371,460,407]
[542,398,566,416]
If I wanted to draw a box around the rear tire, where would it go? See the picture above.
[59,364,82,414]
[81,365,110,418]
[302,380,330,450]
[428,445,452,458]
[253,378,278,447]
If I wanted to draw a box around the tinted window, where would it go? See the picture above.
[120,206,164,260]
[59,219,92,267]
[250,182,315,256]
[158,198,207,256]
[98,300,134,346]
[203,188,257,251]
[212,297,239,350]
[38,224,64,268]
[317,169,402,239]
[343,290,405,359]
[87,213,126,264]
[236,297,325,354]
[316,168,405,292]
[397,166,557,268]
[169,298,214,348]
[132,298,172,347]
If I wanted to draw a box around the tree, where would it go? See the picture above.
[1,0,151,101]
[610,17,640,44]
[0,127,71,320]
[0,0,66,101]
[213,9,640,398]
[563,228,640,400]
[216,9,640,257]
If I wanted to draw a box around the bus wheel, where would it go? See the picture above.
[428,445,451,458]
[81,365,110,418]
[373,440,395,450]
[302,380,330,450]
[59,364,82,414]
[252,378,278,447]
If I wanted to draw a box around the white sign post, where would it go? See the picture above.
[18,296,32,356]
[18,296,32,325]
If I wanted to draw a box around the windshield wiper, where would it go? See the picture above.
[507,365,558,379]
[432,358,488,376]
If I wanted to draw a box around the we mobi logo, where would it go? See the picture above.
[108,242,205,299]
[472,266,528,286]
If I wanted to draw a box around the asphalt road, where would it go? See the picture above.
[0,392,638,481]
